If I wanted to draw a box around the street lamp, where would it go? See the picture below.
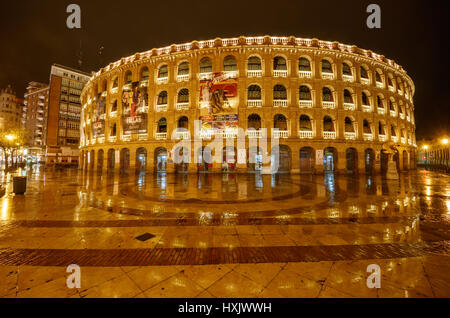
[423,145,429,150]
[5,134,15,141]
[442,138,449,145]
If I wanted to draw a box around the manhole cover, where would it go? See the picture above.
[135,233,155,241]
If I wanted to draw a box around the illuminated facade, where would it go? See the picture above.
[80,36,417,174]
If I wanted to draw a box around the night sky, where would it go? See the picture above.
[0,0,448,140]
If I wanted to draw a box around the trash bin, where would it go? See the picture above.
[13,176,27,194]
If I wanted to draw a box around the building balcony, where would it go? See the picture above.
[362,105,371,112]
[272,130,289,139]
[401,137,406,144]
[322,72,334,80]
[400,113,405,120]
[273,99,288,107]
[298,130,313,139]
[110,111,117,118]
[379,135,387,142]
[111,87,119,94]
[177,74,189,82]
[377,107,385,115]
[247,70,262,77]
[247,130,262,138]
[174,131,190,139]
[97,137,105,144]
[392,136,398,143]
[298,71,312,78]
[376,81,384,88]
[121,135,131,142]
[220,130,238,139]
[323,131,336,139]
[156,77,168,84]
[361,78,370,85]
[198,72,213,81]
[108,136,116,143]
[390,110,397,117]
[156,104,168,112]
[342,74,354,82]
[322,101,335,109]
[138,134,148,141]
[363,133,374,141]
[247,99,262,107]
[344,132,356,140]
[299,100,313,108]
[155,132,167,140]
[343,103,355,110]
[176,102,189,111]
[273,70,288,77]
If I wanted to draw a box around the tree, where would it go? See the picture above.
[0,125,28,171]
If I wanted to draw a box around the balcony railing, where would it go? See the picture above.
[362,105,371,112]
[342,74,354,82]
[401,137,406,144]
[299,100,313,108]
[273,100,288,107]
[323,131,336,139]
[363,133,374,141]
[247,70,262,77]
[322,72,334,80]
[389,86,395,92]
[247,130,262,138]
[392,136,399,143]
[273,70,288,77]
[174,131,190,139]
[376,81,384,88]
[247,100,262,107]
[344,132,356,140]
[176,102,189,111]
[361,78,370,85]
[298,130,313,139]
[272,130,289,138]
[176,74,189,82]
[343,103,355,110]
[121,135,131,141]
[156,77,168,84]
[379,135,386,142]
[156,104,168,112]
[138,134,148,141]
[110,111,117,118]
[97,137,105,144]
[111,87,118,94]
[322,101,335,109]
[199,130,214,139]
[108,136,116,143]
[155,132,167,140]
[298,71,312,78]
[390,110,396,117]
[198,72,213,81]
[377,108,385,115]
[224,71,238,78]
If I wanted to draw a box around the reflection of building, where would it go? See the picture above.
[80,36,417,174]
[0,85,23,130]
[23,82,49,158]
[46,64,91,165]
[417,139,449,170]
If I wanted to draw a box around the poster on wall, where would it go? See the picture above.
[199,72,238,115]
[316,150,324,165]
[199,114,239,134]
[92,93,106,138]
[121,81,148,134]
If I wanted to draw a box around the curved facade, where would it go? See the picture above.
[80,35,417,174]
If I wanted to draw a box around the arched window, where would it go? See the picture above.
[387,76,393,87]
[391,125,396,136]
[178,62,189,75]
[178,116,189,129]
[377,96,384,108]
[274,114,287,130]
[248,85,261,100]
[344,89,353,103]
[248,56,261,70]
[140,67,149,81]
[111,100,117,112]
[360,66,368,79]
[200,57,212,73]
[322,60,332,74]
[273,85,287,100]
[110,123,117,136]
[124,71,132,84]
[112,77,118,89]
[299,115,312,131]
[298,58,311,71]
[158,65,168,78]
[322,87,333,101]
[158,118,167,133]
[248,114,261,130]
[299,86,311,100]
[323,116,334,132]
[344,117,354,132]
[343,63,352,76]
[362,92,370,105]
[273,56,287,70]
[223,55,237,71]
[157,91,168,105]
[389,99,395,111]
[375,71,382,83]
[378,121,386,135]
[177,89,189,103]
[363,119,372,134]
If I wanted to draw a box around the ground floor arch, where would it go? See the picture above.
[120,148,130,173]
[324,147,338,173]
[365,148,375,175]
[197,146,212,173]
[345,148,358,174]
[175,146,189,173]
[247,146,263,172]
[107,149,115,171]
[136,147,147,173]
[271,145,291,173]
[402,150,409,171]
[222,146,237,173]
[155,147,167,173]
[299,147,314,173]
[97,149,104,171]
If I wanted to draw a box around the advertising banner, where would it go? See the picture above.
[121,81,148,134]
[92,93,106,138]
[199,114,238,134]
[199,72,238,115]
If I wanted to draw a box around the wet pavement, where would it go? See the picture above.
[0,166,449,298]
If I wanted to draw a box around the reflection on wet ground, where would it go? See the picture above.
[0,166,449,298]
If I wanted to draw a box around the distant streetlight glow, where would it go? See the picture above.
[442,138,449,145]
[423,145,429,150]
[5,134,15,141]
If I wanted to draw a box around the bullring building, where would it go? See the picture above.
[80,36,417,174]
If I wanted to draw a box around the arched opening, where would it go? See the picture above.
[393,150,400,172]
[363,119,372,134]
[344,117,355,132]
[177,88,189,103]
[271,145,291,173]
[248,114,262,130]
[155,147,167,173]
[140,67,149,82]
[223,55,237,72]
[273,56,287,70]
[177,116,189,129]
[274,114,288,130]
[324,147,337,173]
[248,85,261,100]
[360,66,368,80]
[157,91,168,106]
[158,64,168,79]
[273,84,287,101]
[200,57,212,73]
[345,148,358,174]
[198,146,212,173]
[248,56,262,71]
[222,146,236,173]
[299,86,311,101]
[362,92,370,106]
[178,62,189,76]
[381,150,389,174]
[322,59,333,74]
[323,116,335,132]
[97,149,104,171]
[299,115,312,131]
[124,71,132,84]
[120,148,130,173]
[175,147,189,173]
[89,150,95,170]
[322,87,333,101]
[248,146,263,172]
[300,147,314,173]
[107,149,115,171]
[403,150,409,170]
[342,63,352,76]
[136,147,147,173]
[344,89,353,103]
[157,118,167,133]
[365,149,375,175]
[299,57,311,72]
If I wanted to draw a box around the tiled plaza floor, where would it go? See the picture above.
[0,167,449,298]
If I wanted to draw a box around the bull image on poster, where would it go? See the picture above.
[200,72,238,115]
[92,93,106,138]
[121,82,148,135]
